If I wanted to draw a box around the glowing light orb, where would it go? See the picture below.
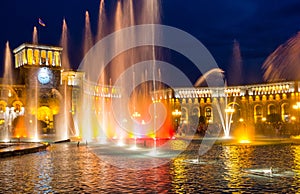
[239,139,251,144]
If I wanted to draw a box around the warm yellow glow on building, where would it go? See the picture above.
[13,43,62,67]
[34,49,39,65]
[54,51,60,66]
[48,51,53,65]
[41,50,46,64]
[206,98,211,103]
[22,50,27,65]
[27,49,33,65]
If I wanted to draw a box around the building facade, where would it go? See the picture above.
[1,43,300,139]
[171,82,300,136]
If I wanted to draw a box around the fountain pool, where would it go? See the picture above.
[1,141,300,193]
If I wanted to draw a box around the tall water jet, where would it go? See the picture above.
[194,68,225,87]
[77,0,172,144]
[139,0,161,25]
[262,32,300,82]
[195,71,234,138]
[96,0,107,43]
[214,92,237,138]
[80,10,96,142]
[227,39,243,86]
[56,18,72,141]
[3,41,13,85]
[32,26,38,44]
[128,0,135,26]
[1,42,13,141]
[25,80,39,141]
[33,80,39,141]
[144,0,161,140]
[83,11,94,57]
[112,0,126,143]
[94,0,109,143]
[60,18,70,70]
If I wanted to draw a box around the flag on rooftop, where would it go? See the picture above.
[38,18,46,27]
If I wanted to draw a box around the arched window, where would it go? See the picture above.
[181,107,188,124]
[205,107,212,122]
[281,103,289,122]
[192,107,200,117]
[268,104,276,115]
[254,105,262,123]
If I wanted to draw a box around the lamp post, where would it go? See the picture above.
[225,107,235,114]
[132,111,141,118]
[293,102,300,127]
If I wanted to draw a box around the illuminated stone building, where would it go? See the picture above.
[1,43,299,138]
[170,82,300,136]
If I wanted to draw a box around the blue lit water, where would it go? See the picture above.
[0,142,300,193]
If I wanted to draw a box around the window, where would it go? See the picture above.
[48,51,53,65]
[22,50,27,65]
[34,49,40,65]
[254,105,262,123]
[268,104,276,114]
[205,107,212,117]
[27,49,33,65]
[54,51,60,66]
[41,50,46,65]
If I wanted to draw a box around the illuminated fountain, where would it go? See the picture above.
[96,0,106,43]
[79,11,97,142]
[193,40,251,142]
[74,0,175,146]
[220,102,235,138]
[262,32,300,82]
[262,31,300,140]
[32,26,38,44]
[227,39,243,86]
[1,42,27,142]
[195,69,236,138]
[55,18,72,141]
[1,42,13,142]
[217,40,247,140]
[3,42,13,85]
[31,81,39,141]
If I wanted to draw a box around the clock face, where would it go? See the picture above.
[38,68,52,84]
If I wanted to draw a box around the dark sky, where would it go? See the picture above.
[0,0,300,85]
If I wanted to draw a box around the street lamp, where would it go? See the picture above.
[225,106,235,113]
[293,102,300,123]
[132,111,141,118]
[293,102,300,110]
[172,109,182,117]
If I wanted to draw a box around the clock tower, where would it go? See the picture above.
[13,43,63,134]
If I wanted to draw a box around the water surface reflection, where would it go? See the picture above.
[0,142,300,193]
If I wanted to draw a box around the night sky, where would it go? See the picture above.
[0,0,300,85]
